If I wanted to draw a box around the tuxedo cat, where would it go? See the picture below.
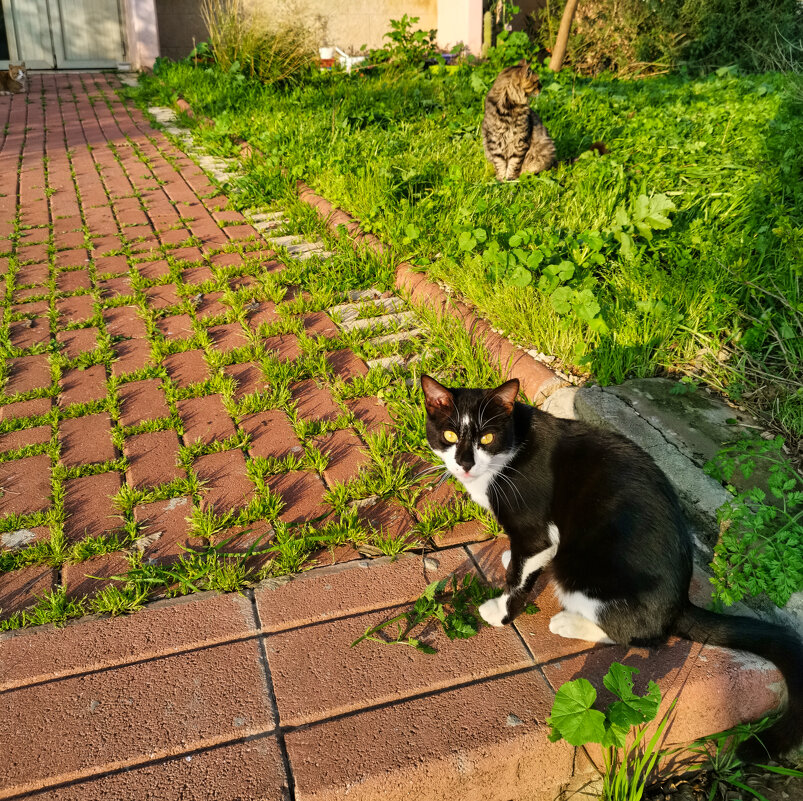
[422,374,803,757]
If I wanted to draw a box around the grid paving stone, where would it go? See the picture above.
[134,258,171,280]
[59,413,116,467]
[31,738,289,801]
[143,283,182,310]
[0,397,51,422]
[246,300,278,330]
[59,363,108,408]
[285,670,572,801]
[3,354,51,396]
[315,429,370,487]
[163,349,210,388]
[10,298,49,317]
[0,454,51,517]
[358,499,416,541]
[0,525,49,553]
[327,349,369,379]
[54,250,89,270]
[12,286,47,302]
[222,361,269,400]
[177,394,235,446]
[132,496,195,563]
[111,338,152,377]
[10,317,51,349]
[55,294,95,326]
[15,263,49,285]
[103,306,147,338]
[263,333,301,362]
[208,322,249,353]
[56,268,91,292]
[302,311,337,338]
[61,552,130,600]
[123,429,184,489]
[117,378,170,427]
[155,312,195,339]
[240,409,301,460]
[98,275,134,299]
[0,425,51,455]
[290,380,341,422]
[181,264,214,285]
[94,255,129,275]
[432,519,492,548]
[0,639,274,797]
[267,471,328,524]
[193,291,227,320]
[0,564,53,620]
[63,471,123,542]
[56,327,98,358]
[267,602,533,727]
[194,450,255,514]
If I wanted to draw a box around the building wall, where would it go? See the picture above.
[155,0,438,61]
[155,0,209,61]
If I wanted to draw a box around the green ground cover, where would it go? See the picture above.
[133,60,803,443]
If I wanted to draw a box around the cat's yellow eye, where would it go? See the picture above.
[443,430,458,443]
[480,433,494,445]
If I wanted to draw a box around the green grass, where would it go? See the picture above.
[130,60,803,441]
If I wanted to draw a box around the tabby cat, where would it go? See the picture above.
[0,63,27,96]
[422,374,803,758]
[482,60,556,181]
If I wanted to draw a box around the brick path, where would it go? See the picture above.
[0,75,787,800]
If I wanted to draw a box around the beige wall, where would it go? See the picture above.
[155,0,438,61]
[289,0,437,54]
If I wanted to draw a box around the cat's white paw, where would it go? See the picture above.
[479,595,509,627]
[549,611,612,643]
[501,549,511,570]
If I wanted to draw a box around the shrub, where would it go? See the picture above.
[201,0,316,85]
[366,15,440,70]
[533,0,803,76]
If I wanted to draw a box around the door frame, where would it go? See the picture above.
[0,0,127,69]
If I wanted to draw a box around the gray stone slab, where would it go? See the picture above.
[568,386,731,544]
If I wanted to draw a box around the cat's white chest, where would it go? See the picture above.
[459,472,494,510]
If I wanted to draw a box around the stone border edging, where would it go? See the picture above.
[295,181,566,405]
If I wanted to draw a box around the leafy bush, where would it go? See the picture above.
[366,15,440,70]
[201,0,316,85]
[705,436,803,607]
[534,0,803,76]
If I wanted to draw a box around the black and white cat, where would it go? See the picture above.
[422,374,803,757]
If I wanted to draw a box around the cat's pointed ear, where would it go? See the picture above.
[490,378,520,413]
[421,375,454,415]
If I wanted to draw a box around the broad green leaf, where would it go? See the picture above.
[473,227,488,243]
[547,678,607,746]
[556,260,575,281]
[506,265,532,288]
[550,286,573,315]
[458,231,477,252]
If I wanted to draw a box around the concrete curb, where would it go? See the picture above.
[295,180,566,405]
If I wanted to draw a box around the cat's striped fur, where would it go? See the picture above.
[481,61,555,181]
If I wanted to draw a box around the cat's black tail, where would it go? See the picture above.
[672,602,803,758]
